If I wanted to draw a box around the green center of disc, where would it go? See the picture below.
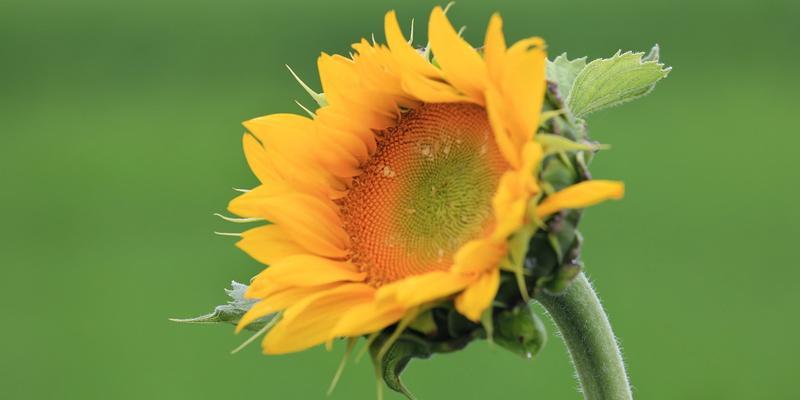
[386,104,508,263]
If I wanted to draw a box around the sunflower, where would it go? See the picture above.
[228,6,623,354]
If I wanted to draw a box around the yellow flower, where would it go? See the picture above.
[229,7,624,354]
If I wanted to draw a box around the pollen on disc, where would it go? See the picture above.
[339,103,509,286]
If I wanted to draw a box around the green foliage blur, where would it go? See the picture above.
[2,0,798,398]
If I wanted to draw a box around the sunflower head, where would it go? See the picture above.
[342,103,509,287]
[176,5,669,398]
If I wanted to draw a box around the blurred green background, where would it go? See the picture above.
[2,0,798,398]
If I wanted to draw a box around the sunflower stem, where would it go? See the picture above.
[536,273,632,400]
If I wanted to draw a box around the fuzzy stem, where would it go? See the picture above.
[536,273,632,400]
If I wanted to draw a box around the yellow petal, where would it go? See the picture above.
[428,6,487,102]
[255,193,350,258]
[384,10,440,79]
[486,86,520,168]
[376,271,471,307]
[332,298,406,337]
[520,141,544,192]
[244,114,344,197]
[236,301,277,334]
[536,180,625,218]
[241,133,277,184]
[313,145,363,178]
[235,284,337,333]
[352,40,403,96]
[245,276,284,298]
[263,284,374,354]
[455,268,500,322]
[400,71,471,104]
[317,53,398,126]
[501,37,547,144]
[452,239,506,274]
[235,224,306,265]
[316,122,369,165]
[315,105,377,154]
[243,113,317,161]
[316,53,358,106]
[351,41,419,110]
[484,13,506,85]
[257,254,365,287]
[491,171,527,241]
[228,184,291,218]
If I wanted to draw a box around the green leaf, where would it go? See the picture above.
[546,53,587,101]
[642,43,661,62]
[171,281,271,331]
[567,45,670,118]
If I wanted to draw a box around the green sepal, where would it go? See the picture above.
[446,307,479,339]
[567,45,670,118]
[524,210,584,296]
[540,154,579,192]
[503,224,536,303]
[370,304,487,398]
[537,133,608,156]
[170,281,270,332]
[480,307,495,346]
[493,303,547,358]
[407,309,437,336]
[370,334,433,400]
[544,231,584,294]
